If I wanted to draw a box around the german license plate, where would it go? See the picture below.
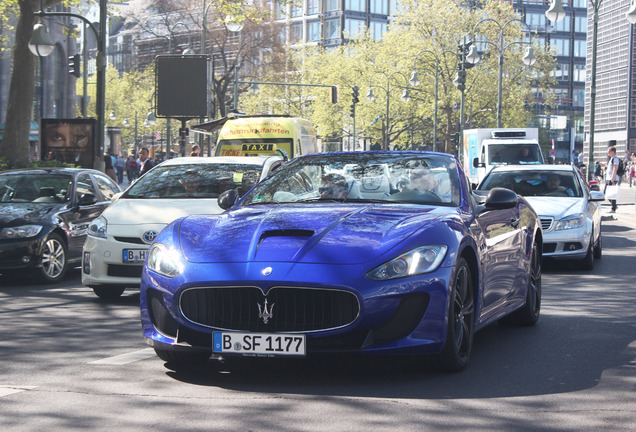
[122,249,147,263]
[213,332,306,357]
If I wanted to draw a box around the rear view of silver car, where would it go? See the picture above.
[477,164,604,270]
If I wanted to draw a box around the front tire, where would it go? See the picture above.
[581,234,594,270]
[38,233,68,283]
[435,257,474,372]
[594,233,602,259]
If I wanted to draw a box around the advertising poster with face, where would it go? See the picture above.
[41,118,96,168]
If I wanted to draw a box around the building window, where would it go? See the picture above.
[307,21,321,41]
[291,4,303,17]
[345,18,365,38]
[573,89,585,107]
[276,1,286,19]
[290,22,303,44]
[307,0,320,15]
[573,64,586,82]
[370,0,388,15]
[345,0,365,12]
[572,0,586,8]
[325,19,341,39]
[574,16,587,33]
[325,0,340,12]
[527,13,547,29]
[552,63,569,80]
[370,20,386,40]
[573,39,586,57]
[551,38,570,56]
[553,16,570,32]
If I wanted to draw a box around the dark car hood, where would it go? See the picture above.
[179,204,452,264]
[0,203,60,228]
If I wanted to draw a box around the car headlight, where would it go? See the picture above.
[147,243,183,277]
[366,245,448,281]
[87,216,107,239]
[0,225,43,239]
[554,214,585,231]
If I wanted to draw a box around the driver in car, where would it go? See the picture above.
[319,174,349,199]
[388,166,440,202]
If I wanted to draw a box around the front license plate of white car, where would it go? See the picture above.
[213,332,306,357]
[122,249,147,263]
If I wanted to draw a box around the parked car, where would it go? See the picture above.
[140,151,543,372]
[82,156,284,299]
[477,164,604,270]
[0,167,121,282]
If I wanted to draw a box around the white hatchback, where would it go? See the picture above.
[82,156,283,298]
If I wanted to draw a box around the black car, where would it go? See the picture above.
[0,167,121,283]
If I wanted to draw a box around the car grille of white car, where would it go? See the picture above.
[540,217,553,231]
[179,286,360,333]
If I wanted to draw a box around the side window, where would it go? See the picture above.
[93,174,120,200]
[76,173,97,200]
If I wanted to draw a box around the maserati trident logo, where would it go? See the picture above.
[142,230,158,244]
[257,299,274,324]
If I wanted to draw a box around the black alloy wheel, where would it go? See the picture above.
[436,257,474,372]
[594,233,602,259]
[581,233,595,271]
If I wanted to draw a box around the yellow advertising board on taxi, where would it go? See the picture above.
[214,116,318,158]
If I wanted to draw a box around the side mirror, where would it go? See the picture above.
[218,189,239,210]
[78,193,98,206]
[483,187,517,211]
[472,157,479,168]
[589,191,605,201]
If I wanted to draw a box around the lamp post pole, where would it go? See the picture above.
[548,0,599,180]
[471,18,537,128]
[366,71,410,150]
[32,0,107,171]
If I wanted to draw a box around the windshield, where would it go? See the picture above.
[0,174,73,204]
[123,162,264,199]
[488,144,543,164]
[480,170,582,197]
[240,153,461,206]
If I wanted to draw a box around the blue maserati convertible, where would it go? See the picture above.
[140,152,542,372]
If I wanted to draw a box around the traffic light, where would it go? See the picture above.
[458,42,475,70]
[68,54,80,77]
[352,86,359,104]
[350,103,356,118]
[450,133,460,148]
[329,86,338,103]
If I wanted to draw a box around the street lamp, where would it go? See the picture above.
[547,0,595,180]
[30,0,107,171]
[471,17,537,128]
[366,71,411,150]
[410,49,477,152]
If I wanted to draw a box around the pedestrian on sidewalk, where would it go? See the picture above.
[605,146,621,213]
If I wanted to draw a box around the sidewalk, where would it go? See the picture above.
[600,182,636,228]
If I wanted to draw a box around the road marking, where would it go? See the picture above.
[89,348,156,365]
[0,385,37,397]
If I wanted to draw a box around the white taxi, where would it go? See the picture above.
[82,156,283,298]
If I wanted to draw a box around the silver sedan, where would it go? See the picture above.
[477,164,605,270]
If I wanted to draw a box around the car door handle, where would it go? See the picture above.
[510,218,520,228]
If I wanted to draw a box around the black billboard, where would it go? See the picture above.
[156,55,208,118]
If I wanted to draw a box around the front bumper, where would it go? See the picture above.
[81,223,167,288]
[140,261,454,357]
[541,226,591,259]
[0,236,46,271]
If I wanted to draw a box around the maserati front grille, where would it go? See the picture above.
[180,286,360,333]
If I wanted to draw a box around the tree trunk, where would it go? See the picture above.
[2,0,38,165]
